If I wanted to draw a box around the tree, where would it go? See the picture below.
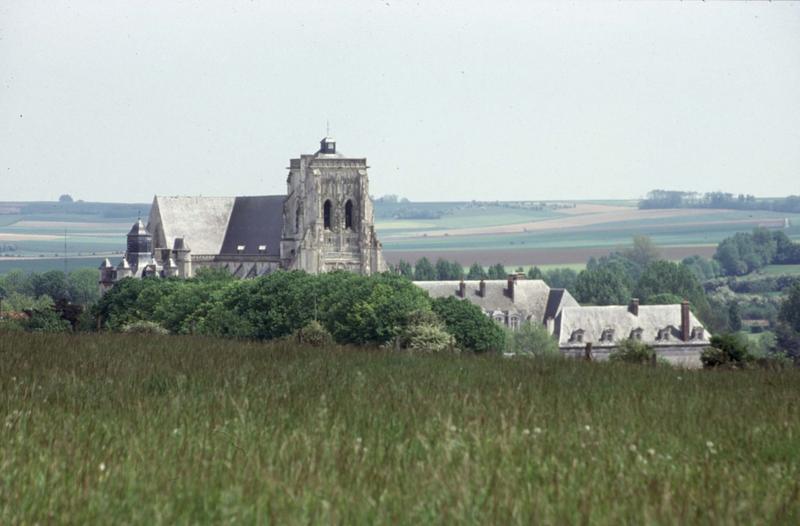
[466,263,487,280]
[635,261,709,317]
[397,260,413,279]
[414,257,436,281]
[779,282,800,333]
[701,333,752,368]
[728,301,742,332]
[435,258,458,280]
[507,322,558,355]
[449,261,464,280]
[543,268,578,290]
[574,267,630,305]
[431,296,505,353]
[58,194,74,203]
[67,268,101,305]
[30,271,70,302]
[527,266,544,280]
[623,235,661,268]
[487,263,507,280]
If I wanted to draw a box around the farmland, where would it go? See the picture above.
[1,333,798,524]
[1,199,799,273]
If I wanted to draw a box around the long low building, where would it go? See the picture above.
[415,276,709,365]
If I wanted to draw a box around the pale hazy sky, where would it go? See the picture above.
[1,1,799,203]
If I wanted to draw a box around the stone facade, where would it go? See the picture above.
[100,138,386,293]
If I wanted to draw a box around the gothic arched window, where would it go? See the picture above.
[323,200,332,230]
[295,204,302,232]
[345,200,354,230]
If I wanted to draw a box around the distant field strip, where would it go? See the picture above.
[383,245,717,266]
[384,208,724,239]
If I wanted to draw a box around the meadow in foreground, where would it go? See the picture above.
[1,333,798,524]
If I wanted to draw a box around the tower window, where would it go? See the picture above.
[345,200,354,230]
[323,200,332,230]
[295,204,302,232]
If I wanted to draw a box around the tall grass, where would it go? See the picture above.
[1,333,799,524]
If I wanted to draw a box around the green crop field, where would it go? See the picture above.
[2,199,799,273]
[1,333,798,524]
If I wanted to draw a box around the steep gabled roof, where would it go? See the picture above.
[219,196,284,257]
[151,196,236,255]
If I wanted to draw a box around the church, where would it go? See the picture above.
[99,137,387,292]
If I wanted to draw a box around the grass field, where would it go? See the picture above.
[1,333,798,524]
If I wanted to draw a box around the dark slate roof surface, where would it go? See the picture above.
[220,196,285,257]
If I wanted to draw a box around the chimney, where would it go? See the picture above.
[458,280,466,298]
[506,275,515,302]
[628,298,639,316]
[479,279,486,297]
[681,301,691,341]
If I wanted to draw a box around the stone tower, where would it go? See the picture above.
[281,137,386,274]
[126,219,153,271]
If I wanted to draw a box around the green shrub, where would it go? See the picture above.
[121,320,169,335]
[0,319,24,333]
[293,320,334,347]
[25,308,70,333]
[431,296,506,353]
[400,320,456,353]
[701,333,753,368]
[609,339,656,365]
[506,322,559,356]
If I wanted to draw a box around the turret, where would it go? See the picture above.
[126,218,153,271]
[98,258,115,295]
[116,257,132,279]
[172,237,192,278]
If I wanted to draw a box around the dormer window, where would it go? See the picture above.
[600,328,615,342]
[657,328,671,341]
[258,245,267,253]
[630,328,643,341]
[237,245,246,253]
[570,330,585,344]
[691,327,704,340]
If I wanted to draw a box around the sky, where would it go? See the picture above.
[1,1,799,203]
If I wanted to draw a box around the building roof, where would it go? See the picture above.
[149,195,286,258]
[545,288,579,320]
[152,196,236,255]
[219,196,284,257]
[128,219,148,236]
[557,305,710,348]
[414,279,555,322]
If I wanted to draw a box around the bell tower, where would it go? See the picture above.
[281,137,386,274]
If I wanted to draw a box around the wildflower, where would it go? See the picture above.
[629,444,637,452]
[533,427,543,434]
[647,448,656,456]
[584,425,591,432]
[706,441,714,449]
[522,428,531,436]
[99,462,106,472]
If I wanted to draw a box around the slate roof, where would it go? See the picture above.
[414,280,554,322]
[219,196,284,257]
[152,196,236,255]
[150,195,286,258]
[544,288,579,320]
[557,305,710,348]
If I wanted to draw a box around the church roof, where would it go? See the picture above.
[220,196,284,257]
[128,219,148,236]
[151,195,285,257]
[152,196,236,255]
